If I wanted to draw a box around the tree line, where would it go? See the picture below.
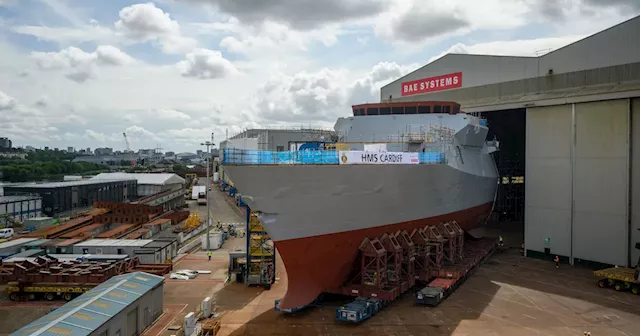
[0,150,109,182]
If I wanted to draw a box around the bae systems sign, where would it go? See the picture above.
[401,72,463,96]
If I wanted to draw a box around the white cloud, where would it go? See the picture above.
[115,2,198,54]
[253,61,417,124]
[0,90,17,110]
[30,45,135,83]
[185,0,386,30]
[0,90,57,142]
[177,48,237,79]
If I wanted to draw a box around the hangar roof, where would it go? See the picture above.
[12,272,163,336]
[92,172,185,185]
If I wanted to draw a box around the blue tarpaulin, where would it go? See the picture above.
[223,149,445,165]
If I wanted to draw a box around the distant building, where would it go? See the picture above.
[73,153,138,166]
[67,146,74,153]
[0,152,27,159]
[94,147,113,155]
[91,172,185,196]
[0,137,11,149]
[138,149,155,158]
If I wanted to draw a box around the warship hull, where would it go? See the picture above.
[223,163,497,309]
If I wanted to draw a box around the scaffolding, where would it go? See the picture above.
[245,208,275,289]
[494,156,525,223]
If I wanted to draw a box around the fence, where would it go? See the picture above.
[222,149,446,165]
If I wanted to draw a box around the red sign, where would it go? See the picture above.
[400,72,463,96]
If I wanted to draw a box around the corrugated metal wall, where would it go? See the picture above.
[631,98,640,266]
[573,100,629,266]
[526,99,633,266]
[525,105,573,256]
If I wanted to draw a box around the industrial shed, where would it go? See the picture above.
[133,238,178,264]
[3,179,137,217]
[0,238,40,256]
[73,239,153,256]
[0,195,42,225]
[91,173,185,197]
[11,272,164,336]
[379,15,640,268]
[72,239,177,263]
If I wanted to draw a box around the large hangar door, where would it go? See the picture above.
[574,100,629,266]
[631,98,640,266]
[525,105,573,257]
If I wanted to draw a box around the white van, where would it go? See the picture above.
[0,228,14,239]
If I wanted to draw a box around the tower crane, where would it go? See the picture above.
[123,132,131,153]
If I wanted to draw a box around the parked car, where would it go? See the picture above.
[169,273,190,280]
[173,270,197,279]
[176,269,199,278]
[0,228,14,239]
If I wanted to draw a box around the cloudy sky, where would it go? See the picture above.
[0,0,638,152]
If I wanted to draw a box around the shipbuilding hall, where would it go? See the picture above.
[380,15,640,268]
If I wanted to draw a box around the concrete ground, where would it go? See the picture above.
[4,188,640,335]
[141,188,640,336]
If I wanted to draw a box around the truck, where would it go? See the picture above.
[7,281,96,301]
[594,241,640,295]
[192,186,207,205]
[197,190,207,205]
[336,297,387,323]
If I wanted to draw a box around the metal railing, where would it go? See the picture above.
[222,149,446,165]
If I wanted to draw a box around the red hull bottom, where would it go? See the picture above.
[275,202,494,309]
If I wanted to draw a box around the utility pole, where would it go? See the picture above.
[201,133,215,250]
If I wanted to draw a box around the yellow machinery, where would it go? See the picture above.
[246,211,275,289]
[183,212,202,232]
[594,239,640,294]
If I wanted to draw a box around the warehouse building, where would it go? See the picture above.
[72,239,178,262]
[91,172,185,196]
[379,15,640,268]
[3,179,137,217]
[73,239,153,256]
[12,272,164,336]
[0,195,42,226]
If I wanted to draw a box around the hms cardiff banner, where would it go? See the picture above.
[339,151,419,165]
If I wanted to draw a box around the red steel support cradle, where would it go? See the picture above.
[360,238,387,288]
[330,237,401,301]
[409,228,432,281]
[330,221,497,304]
[380,233,403,287]
[450,221,465,260]
[437,222,460,264]
[394,230,416,292]
[424,226,445,275]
